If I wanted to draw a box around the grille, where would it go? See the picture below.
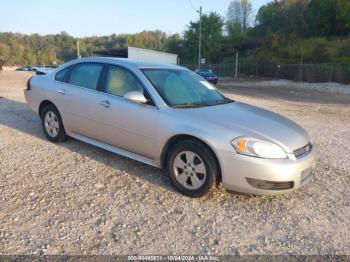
[270,182,294,190]
[294,143,313,159]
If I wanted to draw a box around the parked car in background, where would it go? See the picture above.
[16,65,57,73]
[24,57,315,198]
[195,68,219,84]
[34,65,57,70]
[16,66,35,71]
[33,65,57,75]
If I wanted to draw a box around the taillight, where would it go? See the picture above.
[26,77,33,90]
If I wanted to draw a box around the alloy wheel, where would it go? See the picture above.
[44,111,59,138]
[173,151,207,190]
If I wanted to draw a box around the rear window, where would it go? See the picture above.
[68,63,104,90]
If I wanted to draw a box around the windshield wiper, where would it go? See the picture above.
[198,98,234,107]
[213,98,234,105]
[172,102,209,108]
[172,98,234,108]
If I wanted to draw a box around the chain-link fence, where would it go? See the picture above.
[183,63,350,84]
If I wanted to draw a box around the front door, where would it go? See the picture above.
[93,64,158,159]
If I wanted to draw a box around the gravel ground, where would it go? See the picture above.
[0,71,349,255]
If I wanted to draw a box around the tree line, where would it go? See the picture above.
[0,0,349,67]
[0,31,173,66]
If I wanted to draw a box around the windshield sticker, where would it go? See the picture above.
[200,81,215,90]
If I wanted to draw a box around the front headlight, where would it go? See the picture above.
[231,137,288,159]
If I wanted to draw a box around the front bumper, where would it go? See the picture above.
[220,148,315,195]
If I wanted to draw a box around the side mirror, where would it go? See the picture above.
[124,91,148,104]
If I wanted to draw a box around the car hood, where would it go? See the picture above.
[184,102,310,152]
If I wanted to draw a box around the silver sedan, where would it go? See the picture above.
[24,57,315,197]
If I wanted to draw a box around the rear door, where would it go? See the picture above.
[53,62,106,139]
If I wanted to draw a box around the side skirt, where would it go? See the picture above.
[69,132,159,168]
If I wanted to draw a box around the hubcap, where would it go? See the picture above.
[44,111,59,138]
[173,151,207,190]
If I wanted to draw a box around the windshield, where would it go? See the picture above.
[142,69,231,108]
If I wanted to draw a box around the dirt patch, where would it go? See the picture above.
[218,79,350,105]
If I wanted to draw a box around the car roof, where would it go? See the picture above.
[73,57,184,70]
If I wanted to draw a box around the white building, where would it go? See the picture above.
[93,46,178,65]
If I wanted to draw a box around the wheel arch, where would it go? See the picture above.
[160,134,222,183]
[38,100,58,118]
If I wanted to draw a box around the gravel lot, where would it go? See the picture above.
[0,71,349,255]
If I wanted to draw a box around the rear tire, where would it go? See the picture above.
[40,104,67,143]
[166,139,218,198]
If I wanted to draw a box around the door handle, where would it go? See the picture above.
[100,100,111,108]
[56,89,66,95]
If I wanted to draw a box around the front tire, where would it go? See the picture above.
[41,104,67,143]
[166,140,218,198]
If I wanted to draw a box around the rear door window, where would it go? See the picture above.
[55,67,71,82]
[68,63,104,90]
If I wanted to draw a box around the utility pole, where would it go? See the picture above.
[235,51,239,79]
[298,47,304,82]
[197,6,202,69]
[77,41,81,59]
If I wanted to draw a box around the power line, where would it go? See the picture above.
[187,0,197,13]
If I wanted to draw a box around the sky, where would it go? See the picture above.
[0,0,270,37]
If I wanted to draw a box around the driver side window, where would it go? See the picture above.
[104,65,144,97]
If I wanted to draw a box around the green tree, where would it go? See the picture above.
[24,48,37,65]
[226,0,254,59]
[305,0,340,36]
[338,0,350,30]
[183,12,224,64]
[165,34,184,61]
[0,43,11,63]
[227,0,253,33]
